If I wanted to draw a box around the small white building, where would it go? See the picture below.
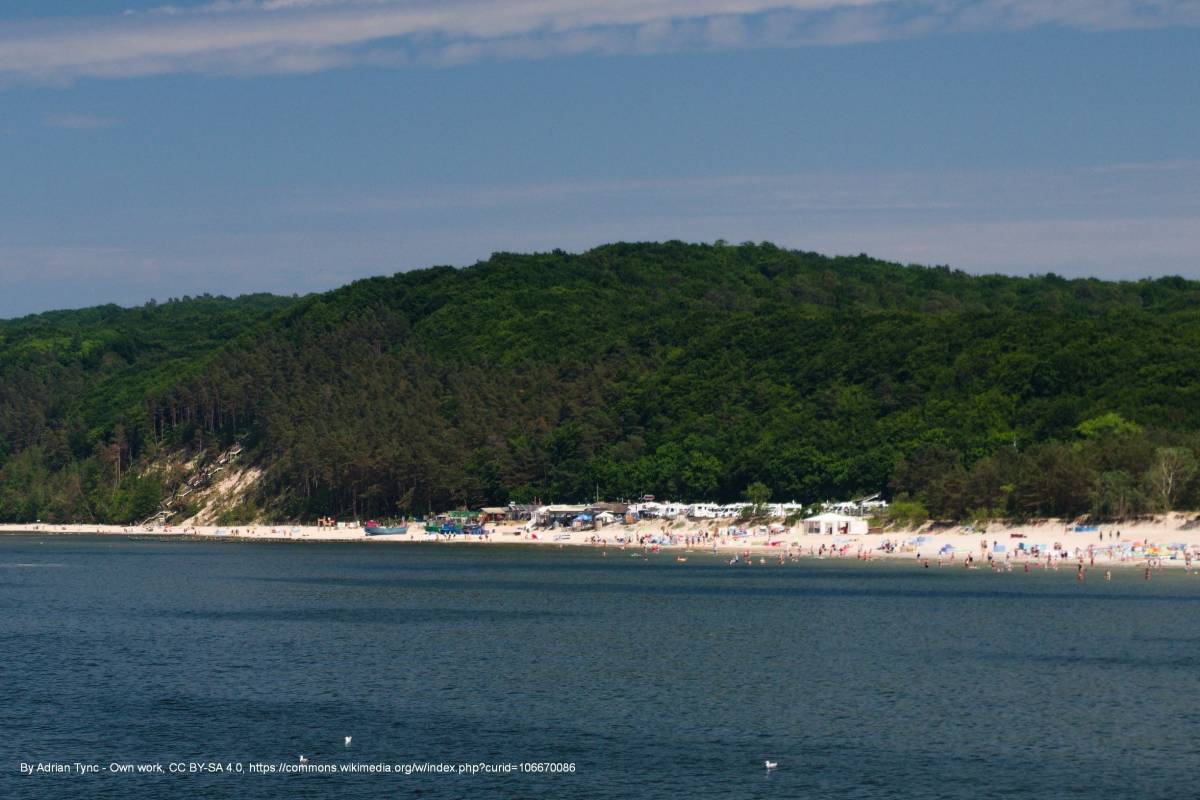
[803,513,869,536]
[629,501,662,518]
[768,502,806,517]
[659,502,690,518]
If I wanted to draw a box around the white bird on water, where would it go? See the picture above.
[299,755,308,765]
[764,760,778,770]
[345,736,352,747]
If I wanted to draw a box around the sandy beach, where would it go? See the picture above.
[4,514,1199,570]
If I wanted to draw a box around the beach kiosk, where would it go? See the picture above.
[479,506,510,523]
[803,513,868,536]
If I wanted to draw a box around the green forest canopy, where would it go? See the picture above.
[2,241,1199,524]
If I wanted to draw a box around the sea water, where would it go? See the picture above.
[1,535,1197,799]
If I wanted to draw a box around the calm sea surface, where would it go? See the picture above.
[1,534,1198,799]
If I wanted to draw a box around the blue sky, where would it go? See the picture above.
[2,1,1198,317]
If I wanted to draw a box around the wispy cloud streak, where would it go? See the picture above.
[4,159,1196,317]
[1,0,1198,83]
[287,160,1200,223]
[42,114,119,130]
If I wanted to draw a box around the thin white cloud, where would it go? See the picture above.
[42,114,119,130]
[0,0,1197,83]
[269,158,1200,283]
[288,160,1200,220]
[4,158,1196,317]
[5,209,1196,319]
[823,215,1200,276]
[0,244,152,286]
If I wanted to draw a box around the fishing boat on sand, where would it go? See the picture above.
[364,520,409,536]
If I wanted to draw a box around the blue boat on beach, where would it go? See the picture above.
[364,521,409,536]
[421,512,485,536]
[437,522,484,535]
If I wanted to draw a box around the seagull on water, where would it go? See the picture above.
[298,755,308,765]
[345,736,352,747]
[764,760,778,770]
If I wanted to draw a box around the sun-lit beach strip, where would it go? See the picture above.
[6,514,1199,572]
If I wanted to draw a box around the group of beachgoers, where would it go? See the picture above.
[9,517,1200,579]
[565,523,1200,579]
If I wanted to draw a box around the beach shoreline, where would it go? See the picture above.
[4,515,1199,570]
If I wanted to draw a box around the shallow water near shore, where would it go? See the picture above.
[2,534,1197,799]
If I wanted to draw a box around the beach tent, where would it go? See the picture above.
[803,513,868,536]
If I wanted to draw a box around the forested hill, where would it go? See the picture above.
[0,294,296,521]
[3,241,1200,524]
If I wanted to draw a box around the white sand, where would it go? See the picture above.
[3,514,1199,569]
